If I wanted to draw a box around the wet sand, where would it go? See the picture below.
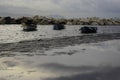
[0,33,120,54]
[0,25,120,80]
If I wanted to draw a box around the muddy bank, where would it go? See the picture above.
[0,33,120,53]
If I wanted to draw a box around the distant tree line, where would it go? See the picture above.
[0,16,120,25]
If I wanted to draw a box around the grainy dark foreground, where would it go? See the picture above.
[0,33,120,53]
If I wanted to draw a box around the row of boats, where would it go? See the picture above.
[21,20,97,33]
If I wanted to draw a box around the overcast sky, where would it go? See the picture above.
[0,0,120,18]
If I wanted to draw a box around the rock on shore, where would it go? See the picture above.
[0,16,120,25]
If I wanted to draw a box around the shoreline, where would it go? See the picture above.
[0,33,120,53]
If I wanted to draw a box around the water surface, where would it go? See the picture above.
[0,25,120,43]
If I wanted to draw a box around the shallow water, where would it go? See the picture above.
[0,40,120,80]
[0,25,120,43]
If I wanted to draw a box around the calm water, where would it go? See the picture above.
[0,25,120,43]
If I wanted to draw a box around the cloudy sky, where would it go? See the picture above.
[0,0,120,18]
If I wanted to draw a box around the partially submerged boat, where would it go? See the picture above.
[21,20,37,31]
[80,26,97,33]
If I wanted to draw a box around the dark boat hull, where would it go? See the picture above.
[23,28,37,31]
[22,24,37,31]
[80,26,97,33]
[53,24,65,30]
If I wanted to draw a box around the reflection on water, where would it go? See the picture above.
[44,67,120,80]
[0,40,120,80]
[0,25,120,43]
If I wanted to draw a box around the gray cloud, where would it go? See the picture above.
[0,0,120,18]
